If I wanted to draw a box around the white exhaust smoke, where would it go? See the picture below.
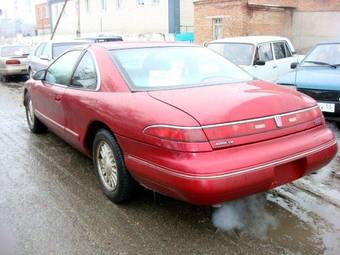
[212,194,278,238]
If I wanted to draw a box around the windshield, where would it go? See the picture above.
[109,46,253,91]
[52,42,87,59]
[207,43,254,66]
[302,43,340,66]
[1,45,30,57]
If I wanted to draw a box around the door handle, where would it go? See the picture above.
[273,66,278,69]
[54,95,62,101]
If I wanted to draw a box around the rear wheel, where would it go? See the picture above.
[0,74,7,82]
[24,94,47,133]
[93,129,136,203]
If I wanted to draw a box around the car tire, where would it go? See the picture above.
[336,122,340,130]
[93,129,136,203]
[24,94,47,133]
[0,74,7,82]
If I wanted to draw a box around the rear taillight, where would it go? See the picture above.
[203,106,323,149]
[6,59,20,65]
[144,126,207,142]
[143,125,211,152]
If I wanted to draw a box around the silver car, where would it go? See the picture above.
[28,40,90,77]
[0,44,30,81]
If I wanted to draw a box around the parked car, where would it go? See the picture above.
[206,36,303,82]
[27,40,90,77]
[0,44,30,81]
[80,34,123,43]
[278,41,340,126]
[23,43,337,205]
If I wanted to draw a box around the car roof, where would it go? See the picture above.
[209,36,290,45]
[317,40,340,45]
[38,39,91,45]
[96,41,198,50]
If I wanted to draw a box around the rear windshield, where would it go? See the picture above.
[109,46,253,91]
[207,43,254,66]
[52,42,87,59]
[1,45,30,57]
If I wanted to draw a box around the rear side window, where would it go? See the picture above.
[71,52,98,90]
[273,41,292,59]
[45,50,82,85]
[35,43,45,57]
[256,43,273,62]
[52,42,87,59]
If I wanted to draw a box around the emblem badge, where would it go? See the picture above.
[274,115,283,128]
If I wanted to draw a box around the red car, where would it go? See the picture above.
[24,42,337,205]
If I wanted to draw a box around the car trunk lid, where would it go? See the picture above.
[148,80,323,149]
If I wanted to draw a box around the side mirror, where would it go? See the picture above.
[40,55,50,61]
[202,41,208,47]
[290,62,298,69]
[33,69,46,80]
[254,60,266,66]
[292,50,297,55]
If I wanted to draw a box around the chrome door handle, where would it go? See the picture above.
[273,66,278,69]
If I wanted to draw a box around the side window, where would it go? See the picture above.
[71,52,98,90]
[45,50,82,85]
[273,42,287,60]
[41,43,51,59]
[284,42,292,57]
[257,43,273,62]
[35,43,45,57]
[207,43,224,56]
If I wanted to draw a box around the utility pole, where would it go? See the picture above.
[76,0,81,38]
[50,0,68,40]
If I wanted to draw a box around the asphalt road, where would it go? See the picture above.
[0,78,339,255]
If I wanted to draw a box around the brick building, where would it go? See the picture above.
[35,2,50,35]
[194,0,340,52]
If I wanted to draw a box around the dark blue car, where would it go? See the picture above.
[278,41,340,125]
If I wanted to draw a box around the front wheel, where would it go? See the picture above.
[24,94,47,133]
[93,129,136,203]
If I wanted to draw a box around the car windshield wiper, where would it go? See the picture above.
[304,61,337,68]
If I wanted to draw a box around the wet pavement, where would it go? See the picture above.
[0,78,339,255]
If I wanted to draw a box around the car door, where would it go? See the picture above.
[248,42,278,82]
[272,41,295,81]
[30,43,46,73]
[33,50,82,138]
[62,50,99,149]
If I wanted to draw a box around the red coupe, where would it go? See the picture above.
[24,42,337,205]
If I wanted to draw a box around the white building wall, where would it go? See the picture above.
[180,0,195,32]
[292,11,340,53]
[48,0,195,37]
[50,0,78,36]
[80,0,169,35]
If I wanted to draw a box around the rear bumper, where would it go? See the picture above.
[0,65,28,75]
[119,126,337,205]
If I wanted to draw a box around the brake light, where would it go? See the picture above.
[203,106,323,149]
[144,126,207,142]
[6,59,20,65]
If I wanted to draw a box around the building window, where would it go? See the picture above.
[101,0,107,11]
[212,18,223,40]
[116,0,122,9]
[137,0,145,6]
